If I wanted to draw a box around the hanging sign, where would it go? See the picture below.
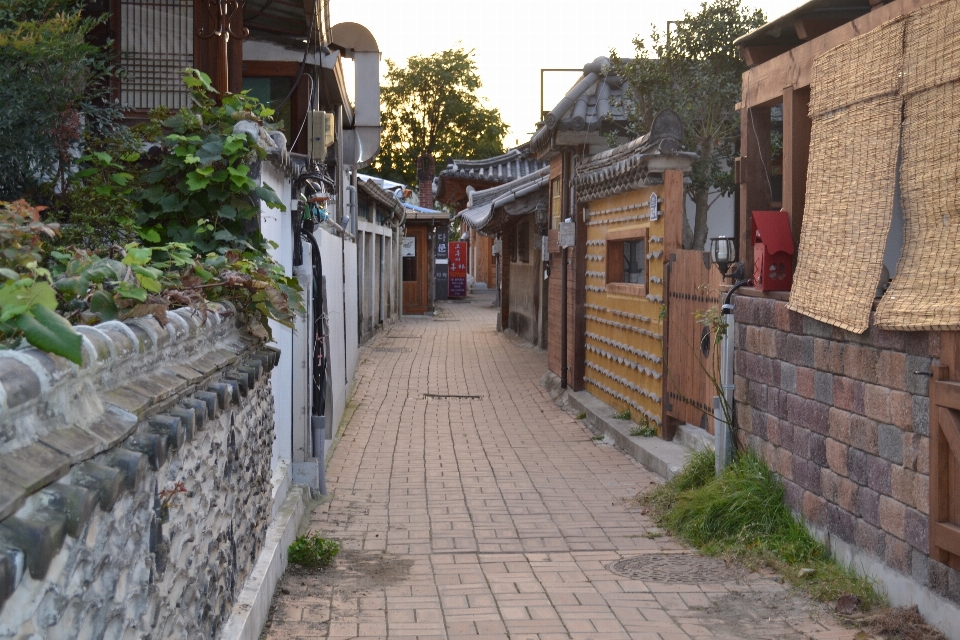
[449,241,468,298]
[402,236,416,257]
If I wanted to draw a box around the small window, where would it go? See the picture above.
[622,239,645,283]
[606,228,648,296]
[550,177,563,229]
[516,220,530,263]
[403,256,417,282]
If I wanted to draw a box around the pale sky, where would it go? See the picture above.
[332,0,805,148]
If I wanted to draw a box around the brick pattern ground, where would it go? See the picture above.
[263,295,862,640]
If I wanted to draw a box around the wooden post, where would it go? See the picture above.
[739,105,772,275]
[782,86,811,255]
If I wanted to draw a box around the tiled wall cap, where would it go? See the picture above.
[0,358,42,411]
[193,391,220,419]
[146,415,185,451]
[69,462,124,511]
[180,398,209,430]
[167,407,197,441]
[224,372,249,397]
[123,433,168,471]
[0,514,61,580]
[101,449,147,492]
[0,547,17,607]
[76,334,102,369]
[126,317,168,351]
[36,483,98,538]
[95,322,138,356]
[164,312,190,342]
[0,351,54,396]
[206,383,232,411]
[74,326,117,360]
[123,324,152,353]
[171,308,204,335]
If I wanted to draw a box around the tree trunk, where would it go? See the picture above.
[691,188,711,251]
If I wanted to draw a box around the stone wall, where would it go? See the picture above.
[0,306,279,638]
[733,293,960,609]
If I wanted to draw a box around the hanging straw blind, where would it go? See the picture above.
[787,17,905,334]
[120,0,194,111]
[876,0,960,330]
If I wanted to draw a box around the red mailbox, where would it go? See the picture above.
[752,210,795,291]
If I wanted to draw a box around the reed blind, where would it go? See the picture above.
[120,0,194,110]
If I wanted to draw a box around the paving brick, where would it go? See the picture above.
[879,496,906,539]
[877,351,907,391]
[828,408,853,445]
[864,384,891,424]
[912,396,929,436]
[850,415,879,456]
[885,535,912,575]
[825,438,848,476]
[858,487,881,527]
[833,377,865,415]
[797,366,815,399]
[877,423,904,465]
[261,298,859,640]
[904,507,928,553]
[855,520,886,558]
[813,339,845,376]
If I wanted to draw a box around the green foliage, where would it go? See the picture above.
[288,533,339,569]
[371,48,508,186]
[0,0,118,200]
[131,70,283,254]
[640,449,883,609]
[630,417,658,437]
[613,408,631,420]
[610,0,765,249]
[0,200,82,363]
[576,411,587,420]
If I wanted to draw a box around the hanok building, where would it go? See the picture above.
[436,145,547,290]
[455,166,551,345]
[730,0,960,634]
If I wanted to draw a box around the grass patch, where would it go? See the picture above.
[591,434,605,441]
[288,533,340,569]
[576,411,586,420]
[639,448,883,610]
[629,417,657,437]
[613,408,631,420]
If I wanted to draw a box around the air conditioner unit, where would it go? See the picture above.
[307,111,335,161]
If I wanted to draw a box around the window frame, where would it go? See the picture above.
[605,227,649,297]
[516,220,530,264]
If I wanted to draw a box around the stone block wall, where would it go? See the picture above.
[733,293,960,608]
[0,306,280,638]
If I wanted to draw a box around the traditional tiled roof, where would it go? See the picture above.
[357,176,403,218]
[439,144,546,184]
[529,57,631,158]
[456,166,550,235]
[572,110,697,202]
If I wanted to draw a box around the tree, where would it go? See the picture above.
[371,48,508,186]
[611,0,765,249]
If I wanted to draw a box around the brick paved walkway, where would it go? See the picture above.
[263,295,860,640]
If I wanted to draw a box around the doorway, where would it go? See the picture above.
[402,226,429,314]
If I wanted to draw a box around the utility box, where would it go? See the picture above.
[752,210,795,291]
[307,111,335,161]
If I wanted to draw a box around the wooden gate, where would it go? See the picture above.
[665,250,723,434]
[931,333,960,571]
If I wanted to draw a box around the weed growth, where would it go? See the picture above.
[288,533,339,569]
[613,408,631,420]
[591,434,605,441]
[629,417,657,437]
[639,449,882,609]
[576,412,586,420]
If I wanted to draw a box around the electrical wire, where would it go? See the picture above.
[273,27,312,112]
[749,108,775,202]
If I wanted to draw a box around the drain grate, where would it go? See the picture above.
[609,554,737,583]
[371,347,409,353]
[423,393,482,400]
[383,335,421,339]
[432,318,460,322]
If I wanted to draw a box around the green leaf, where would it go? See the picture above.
[123,247,153,266]
[0,281,58,314]
[110,172,134,186]
[186,172,211,191]
[213,229,235,242]
[90,290,119,321]
[117,282,148,302]
[93,151,112,164]
[138,228,161,243]
[0,268,19,280]
[222,135,246,155]
[14,306,83,365]
[53,276,90,301]
[254,186,285,210]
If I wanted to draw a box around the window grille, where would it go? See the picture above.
[120,0,194,111]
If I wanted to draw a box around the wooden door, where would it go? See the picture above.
[402,226,428,315]
[665,250,723,433]
[931,332,960,571]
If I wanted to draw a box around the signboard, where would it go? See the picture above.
[401,236,415,257]
[434,229,449,301]
[559,220,576,248]
[449,241,468,298]
[649,192,660,221]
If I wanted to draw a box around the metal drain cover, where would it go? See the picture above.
[609,554,735,583]
[423,393,482,400]
[371,347,409,353]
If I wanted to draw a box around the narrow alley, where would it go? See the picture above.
[263,293,859,640]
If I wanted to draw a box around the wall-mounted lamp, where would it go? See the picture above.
[710,236,734,276]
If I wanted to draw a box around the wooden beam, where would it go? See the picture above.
[740,0,942,109]
[794,16,855,40]
[738,106,772,276]
[739,44,794,67]
[782,86,811,254]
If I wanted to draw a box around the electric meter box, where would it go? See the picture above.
[307,111,335,160]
